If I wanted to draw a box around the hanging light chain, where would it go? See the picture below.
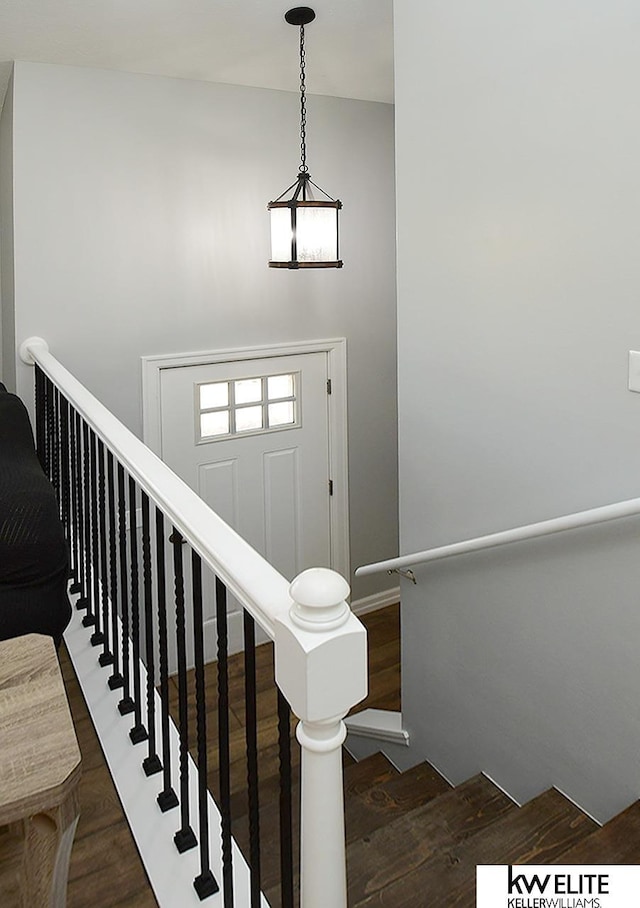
[299,24,308,173]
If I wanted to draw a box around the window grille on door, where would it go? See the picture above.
[197,372,299,442]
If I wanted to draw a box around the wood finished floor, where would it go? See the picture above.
[57,603,401,908]
[7,601,640,907]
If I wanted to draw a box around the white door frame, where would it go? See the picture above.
[141,338,350,582]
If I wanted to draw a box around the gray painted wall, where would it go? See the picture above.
[7,61,398,602]
[395,0,640,821]
[0,69,15,390]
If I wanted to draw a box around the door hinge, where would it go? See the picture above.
[326,378,332,395]
[329,479,334,496]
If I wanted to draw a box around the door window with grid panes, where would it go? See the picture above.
[197,372,299,443]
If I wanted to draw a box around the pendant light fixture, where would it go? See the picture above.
[268,6,343,269]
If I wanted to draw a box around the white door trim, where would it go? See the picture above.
[141,338,350,583]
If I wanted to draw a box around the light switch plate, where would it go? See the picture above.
[629,351,640,392]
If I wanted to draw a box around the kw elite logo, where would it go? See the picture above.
[506,866,608,907]
[477,865,640,908]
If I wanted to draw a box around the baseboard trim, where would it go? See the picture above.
[345,708,410,747]
[480,771,522,808]
[350,586,400,617]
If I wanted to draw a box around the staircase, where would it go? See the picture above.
[228,744,640,907]
[55,591,640,907]
[229,600,640,906]
[341,751,640,906]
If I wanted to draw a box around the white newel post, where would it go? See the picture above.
[274,568,368,908]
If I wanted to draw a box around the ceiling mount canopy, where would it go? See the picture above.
[284,7,316,27]
[268,7,343,270]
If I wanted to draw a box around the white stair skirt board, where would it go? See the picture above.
[64,593,268,908]
[344,709,410,746]
[350,586,400,617]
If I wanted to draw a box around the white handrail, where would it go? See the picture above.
[355,495,640,577]
[22,336,368,908]
[21,337,290,639]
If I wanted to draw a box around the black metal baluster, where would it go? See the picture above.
[49,381,58,498]
[49,383,56,487]
[128,477,147,743]
[40,372,48,476]
[42,374,50,478]
[156,509,178,811]
[59,395,72,566]
[68,406,82,594]
[89,431,104,647]
[97,440,113,666]
[49,379,56,484]
[117,465,135,713]
[34,365,46,471]
[58,390,64,500]
[80,421,95,622]
[76,412,88,600]
[172,529,197,853]
[278,689,295,908]
[48,377,55,484]
[107,451,124,690]
[192,552,218,900]
[51,385,61,501]
[56,388,63,506]
[216,577,234,906]
[243,611,262,906]
[72,411,88,603]
[141,492,162,776]
[44,374,54,480]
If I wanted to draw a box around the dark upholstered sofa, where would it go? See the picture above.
[0,383,71,645]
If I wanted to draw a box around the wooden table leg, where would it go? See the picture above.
[0,825,23,907]
[20,786,80,908]
[0,635,82,907]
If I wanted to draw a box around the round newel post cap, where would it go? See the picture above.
[19,336,49,365]
[289,568,351,631]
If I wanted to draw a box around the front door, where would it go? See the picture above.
[159,351,332,654]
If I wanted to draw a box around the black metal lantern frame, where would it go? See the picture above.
[268,7,343,270]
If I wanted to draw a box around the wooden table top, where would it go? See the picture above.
[0,633,81,826]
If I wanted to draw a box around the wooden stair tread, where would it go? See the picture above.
[552,801,640,864]
[351,787,596,908]
[441,789,598,907]
[233,757,399,889]
[347,773,516,906]
[346,760,451,844]
[234,752,428,896]
[344,752,399,794]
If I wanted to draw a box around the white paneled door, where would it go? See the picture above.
[159,351,332,656]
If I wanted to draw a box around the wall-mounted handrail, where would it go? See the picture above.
[355,495,640,577]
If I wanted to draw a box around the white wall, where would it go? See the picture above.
[395,0,640,821]
[8,61,398,602]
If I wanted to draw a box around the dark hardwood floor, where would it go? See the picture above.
[59,646,159,908]
[57,603,401,908]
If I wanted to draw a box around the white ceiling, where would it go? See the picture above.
[0,0,394,105]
